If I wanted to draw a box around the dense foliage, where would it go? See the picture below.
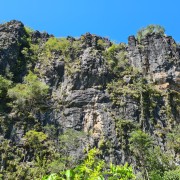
[43,149,135,180]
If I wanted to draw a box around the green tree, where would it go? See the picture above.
[23,130,49,178]
[129,130,175,180]
[129,130,153,179]
[167,125,180,154]
[8,71,49,114]
[147,146,173,180]
[58,129,86,168]
[24,130,47,149]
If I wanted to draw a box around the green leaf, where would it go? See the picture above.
[65,169,75,179]
[42,173,59,180]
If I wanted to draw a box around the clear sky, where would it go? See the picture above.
[0,0,180,43]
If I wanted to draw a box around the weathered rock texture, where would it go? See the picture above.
[128,34,180,91]
[0,20,179,168]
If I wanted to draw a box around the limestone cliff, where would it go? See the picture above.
[0,20,179,179]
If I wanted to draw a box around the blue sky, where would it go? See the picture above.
[1,0,180,43]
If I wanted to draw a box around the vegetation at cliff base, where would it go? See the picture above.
[43,149,135,180]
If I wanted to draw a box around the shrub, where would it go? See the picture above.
[129,130,153,156]
[8,71,49,110]
[97,39,107,49]
[105,43,128,75]
[167,125,180,154]
[0,75,12,98]
[45,37,70,53]
[43,148,136,180]
[24,26,34,34]
[137,25,165,42]
[163,168,180,180]
[24,130,47,148]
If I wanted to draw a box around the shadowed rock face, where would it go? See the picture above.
[0,20,179,166]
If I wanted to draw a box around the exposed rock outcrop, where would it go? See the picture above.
[0,20,179,171]
[0,20,26,80]
[128,34,180,91]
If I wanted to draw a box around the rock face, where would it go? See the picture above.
[128,34,180,91]
[0,20,179,169]
[0,20,26,80]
